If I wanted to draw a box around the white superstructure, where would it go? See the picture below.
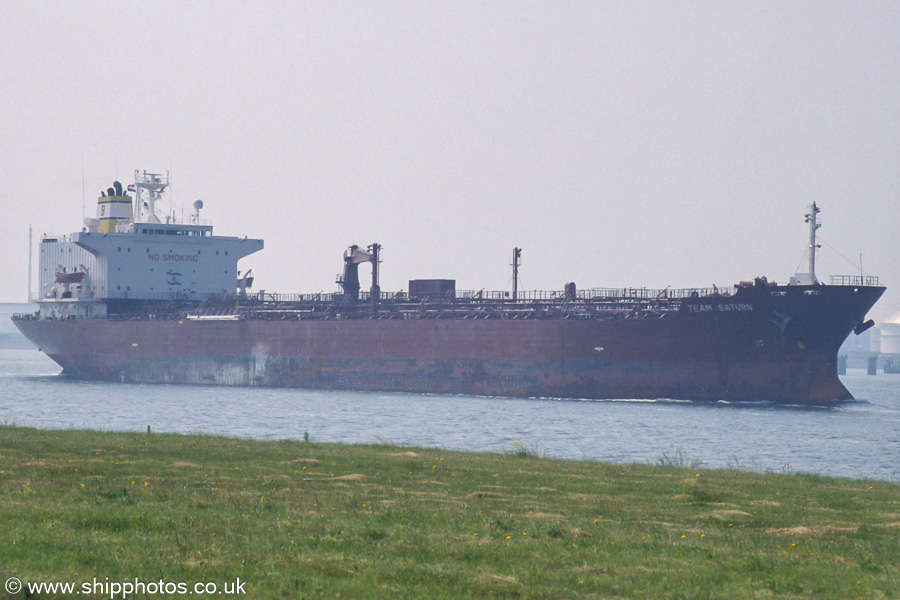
[36,171,263,316]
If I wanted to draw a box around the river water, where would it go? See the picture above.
[1,349,897,481]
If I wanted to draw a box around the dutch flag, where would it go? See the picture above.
[127,184,136,193]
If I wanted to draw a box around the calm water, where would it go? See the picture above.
[1,349,898,481]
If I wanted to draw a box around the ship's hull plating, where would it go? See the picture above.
[14,284,884,404]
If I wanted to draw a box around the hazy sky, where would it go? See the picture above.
[1,1,897,323]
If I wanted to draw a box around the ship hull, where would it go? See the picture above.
[13,284,884,404]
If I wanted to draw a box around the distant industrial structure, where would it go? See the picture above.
[839,311,900,375]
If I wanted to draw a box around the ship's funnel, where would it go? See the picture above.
[97,182,133,233]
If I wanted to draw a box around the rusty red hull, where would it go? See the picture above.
[13,284,884,404]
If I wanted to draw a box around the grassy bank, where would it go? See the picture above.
[0,426,897,599]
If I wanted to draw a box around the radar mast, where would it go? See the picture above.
[133,170,169,224]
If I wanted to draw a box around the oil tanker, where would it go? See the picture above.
[13,171,885,404]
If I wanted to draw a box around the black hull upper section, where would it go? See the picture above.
[13,283,885,404]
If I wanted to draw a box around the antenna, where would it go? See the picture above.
[27,225,32,302]
[512,247,522,300]
[804,202,821,284]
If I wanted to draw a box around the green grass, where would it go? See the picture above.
[0,426,897,599]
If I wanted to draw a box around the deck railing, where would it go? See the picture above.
[29,276,882,310]
[28,284,739,306]
[829,275,881,287]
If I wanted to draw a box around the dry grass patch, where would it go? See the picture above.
[478,573,519,585]
[768,525,858,536]
[708,509,752,520]
[330,473,366,481]
[568,493,616,501]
